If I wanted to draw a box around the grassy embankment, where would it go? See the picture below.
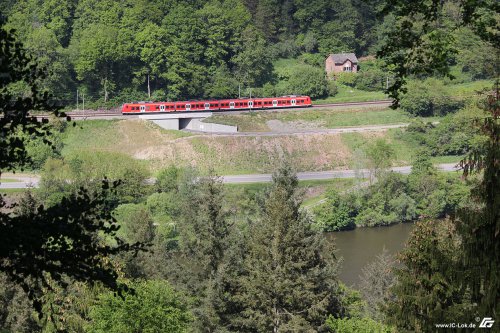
[204,107,440,132]
[59,118,461,175]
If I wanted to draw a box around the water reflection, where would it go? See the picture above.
[327,223,415,287]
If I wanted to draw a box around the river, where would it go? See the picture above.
[327,223,415,287]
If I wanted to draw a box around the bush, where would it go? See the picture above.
[313,190,357,231]
[399,107,485,156]
[354,69,386,91]
[400,79,465,116]
[327,80,338,96]
[275,65,328,99]
[298,53,323,67]
[39,152,150,206]
[88,280,191,333]
[326,316,393,333]
[335,72,356,87]
[156,165,182,193]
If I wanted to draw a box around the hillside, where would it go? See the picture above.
[2,0,496,109]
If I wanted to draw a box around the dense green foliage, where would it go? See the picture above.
[2,0,493,107]
[87,280,191,333]
[314,153,469,229]
[235,166,342,331]
[385,219,470,331]
[398,116,484,157]
[38,152,150,207]
[326,316,393,333]
[0,17,144,328]
[358,249,396,321]
[378,0,499,330]
[399,79,465,117]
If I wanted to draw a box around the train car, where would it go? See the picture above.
[121,96,311,114]
[259,96,311,109]
[218,98,257,111]
[122,102,176,114]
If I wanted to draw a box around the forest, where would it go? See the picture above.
[0,0,499,332]
[0,0,496,107]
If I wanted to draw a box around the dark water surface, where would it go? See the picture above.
[327,223,415,287]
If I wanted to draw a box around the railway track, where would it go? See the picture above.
[30,99,393,120]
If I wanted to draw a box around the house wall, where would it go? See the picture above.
[325,56,335,76]
[325,57,358,76]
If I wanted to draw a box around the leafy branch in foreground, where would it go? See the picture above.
[0,17,144,328]
[0,181,145,318]
[377,0,499,106]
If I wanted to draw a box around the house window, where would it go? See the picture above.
[343,66,352,72]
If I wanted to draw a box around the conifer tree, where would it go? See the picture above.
[168,174,233,332]
[358,248,396,321]
[235,164,342,332]
[384,219,470,332]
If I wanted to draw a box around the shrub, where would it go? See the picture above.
[354,69,386,91]
[335,72,356,87]
[275,65,328,99]
[313,190,357,231]
[298,53,323,67]
[88,280,191,333]
[326,316,393,333]
[400,79,464,116]
[327,80,338,96]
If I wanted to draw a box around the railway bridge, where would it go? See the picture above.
[138,112,238,133]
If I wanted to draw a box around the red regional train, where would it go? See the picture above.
[121,96,312,114]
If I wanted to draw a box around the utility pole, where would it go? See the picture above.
[147,73,151,99]
[76,89,79,111]
[386,76,389,90]
[238,83,241,99]
[82,93,85,118]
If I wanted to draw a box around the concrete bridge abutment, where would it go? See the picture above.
[138,112,237,133]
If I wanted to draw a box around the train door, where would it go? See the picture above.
[291,99,296,106]
[186,103,191,111]
[248,101,253,109]
[205,103,210,110]
[140,105,146,112]
[160,105,166,112]
[272,100,278,108]
[229,101,235,109]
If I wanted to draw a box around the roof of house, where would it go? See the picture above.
[328,53,358,64]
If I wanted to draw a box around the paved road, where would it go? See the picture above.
[0,176,40,189]
[220,163,460,184]
[1,163,460,189]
